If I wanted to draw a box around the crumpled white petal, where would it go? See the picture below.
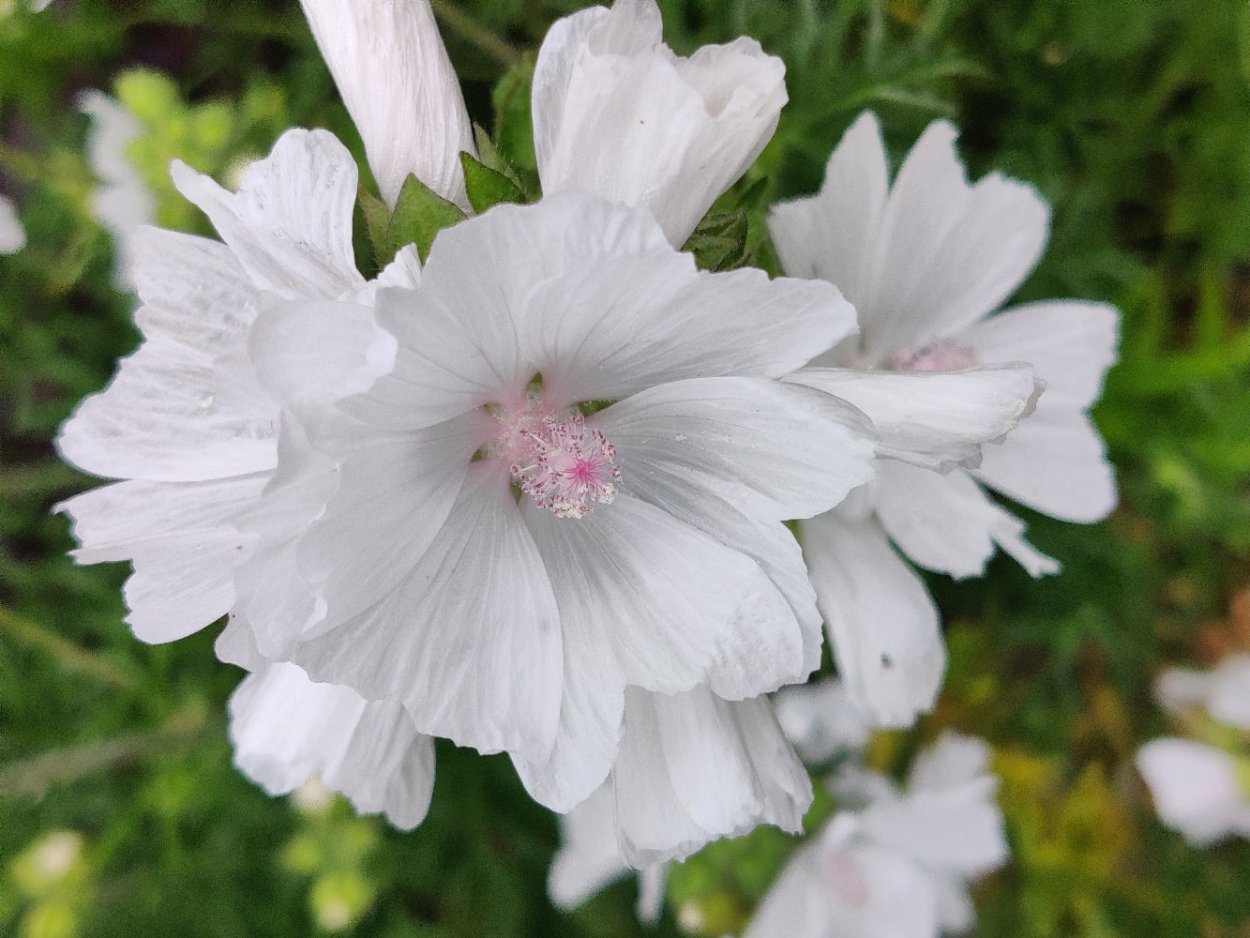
[787,364,1038,471]
[802,510,945,728]
[79,90,156,287]
[1136,738,1250,846]
[298,0,475,207]
[612,687,811,865]
[533,0,786,246]
[874,461,1059,579]
[964,300,1119,521]
[0,194,23,254]
[229,662,436,830]
[171,128,365,299]
[1156,655,1250,731]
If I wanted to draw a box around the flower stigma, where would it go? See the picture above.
[492,400,621,519]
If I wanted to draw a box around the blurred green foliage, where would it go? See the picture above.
[1,0,1248,935]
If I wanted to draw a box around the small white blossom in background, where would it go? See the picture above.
[745,733,1009,938]
[0,193,24,253]
[79,90,156,288]
[769,112,1120,729]
[1137,654,1250,846]
[773,677,873,765]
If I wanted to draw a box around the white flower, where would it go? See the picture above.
[0,193,24,253]
[79,90,156,288]
[773,677,872,764]
[57,129,414,642]
[1136,655,1250,846]
[768,112,1119,727]
[533,0,787,247]
[297,0,475,208]
[1136,738,1250,847]
[1155,653,1250,730]
[229,661,436,830]
[746,733,1008,938]
[223,189,876,814]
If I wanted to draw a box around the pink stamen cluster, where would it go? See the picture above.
[503,409,621,519]
[892,339,979,372]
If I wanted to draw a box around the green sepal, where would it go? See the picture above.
[460,151,525,214]
[378,173,467,267]
[491,51,538,174]
[471,123,529,193]
[358,185,392,270]
[683,209,751,272]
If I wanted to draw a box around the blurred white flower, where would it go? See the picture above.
[222,189,876,814]
[769,112,1119,727]
[1137,655,1250,846]
[746,733,1008,938]
[79,90,156,288]
[773,677,872,764]
[0,193,24,253]
[533,0,786,247]
[298,0,475,207]
[229,661,435,830]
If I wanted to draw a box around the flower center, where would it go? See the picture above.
[495,404,621,519]
[891,339,978,372]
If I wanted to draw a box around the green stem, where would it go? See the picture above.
[0,606,140,692]
[432,0,522,68]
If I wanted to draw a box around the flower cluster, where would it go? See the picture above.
[53,0,1120,929]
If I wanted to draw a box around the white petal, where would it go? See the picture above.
[772,678,872,764]
[289,415,479,635]
[79,90,156,287]
[768,111,889,304]
[289,465,563,763]
[533,0,786,246]
[548,784,630,910]
[526,262,857,407]
[801,511,945,728]
[1156,656,1250,731]
[612,687,811,866]
[228,663,435,830]
[875,461,1059,578]
[524,491,807,701]
[859,120,1050,362]
[973,407,1116,522]
[960,300,1119,411]
[248,298,397,421]
[933,873,977,934]
[1136,738,1250,846]
[298,0,474,207]
[603,377,875,673]
[787,364,1037,471]
[57,229,276,482]
[603,377,876,521]
[0,194,24,253]
[171,128,365,299]
[58,475,265,642]
[906,731,994,793]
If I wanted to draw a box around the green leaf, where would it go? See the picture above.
[357,186,391,268]
[683,209,751,272]
[386,173,466,265]
[460,151,525,214]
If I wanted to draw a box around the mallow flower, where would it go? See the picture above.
[1136,655,1250,846]
[0,193,23,253]
[532,0,787,247]
[745,733,1009,938]
[56,128,429,815]
[217,187,879,817]
[768,112,1119,727]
